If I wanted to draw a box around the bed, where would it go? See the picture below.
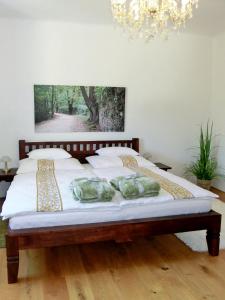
[3,138,221,284]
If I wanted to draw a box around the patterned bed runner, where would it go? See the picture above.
[120,155,193,199]
[36,160,63,212]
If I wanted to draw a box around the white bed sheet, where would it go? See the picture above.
[9,197,213,230]
[2,164,218,229]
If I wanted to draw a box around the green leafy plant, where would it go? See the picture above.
[187,122,218,181]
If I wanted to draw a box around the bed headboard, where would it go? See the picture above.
[19,138,139,163]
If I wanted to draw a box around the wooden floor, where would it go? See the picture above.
[211,187,225,203]
[0,188,225,300]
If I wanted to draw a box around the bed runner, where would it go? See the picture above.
[36,160,63,212]
[120,155,193,199]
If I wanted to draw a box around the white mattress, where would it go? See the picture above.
[9,197,214,230]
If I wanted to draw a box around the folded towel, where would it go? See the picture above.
[110,175,139,190]
[71,177,115,203]
[135,176,160,197]
[110,175,160,200]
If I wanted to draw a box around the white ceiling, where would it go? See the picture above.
[0,0,225,36]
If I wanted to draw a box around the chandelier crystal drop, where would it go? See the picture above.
[111,0,199,40]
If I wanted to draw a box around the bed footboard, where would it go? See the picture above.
[6,210,221,284]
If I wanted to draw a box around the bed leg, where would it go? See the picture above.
[206,229,220,256]
[6,235,19,284]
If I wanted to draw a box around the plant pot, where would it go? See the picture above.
[197,179,212,190]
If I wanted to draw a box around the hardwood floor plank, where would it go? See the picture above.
[1,238,225,299]
[123,239,193,300]
[62,245,96,300]
[211,187,225,202]
[78,243,125,300]
[153,235,225,299]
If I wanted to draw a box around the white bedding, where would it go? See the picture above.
[17,158,84,174]
[9,197,213,230]
[1,164,218,227]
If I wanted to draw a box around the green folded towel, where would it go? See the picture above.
[71,177,115,203]
[135,176,160,197]
[110,175,138,191]
[110,175,160,200]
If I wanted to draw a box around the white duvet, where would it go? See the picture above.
[1,165,218,220]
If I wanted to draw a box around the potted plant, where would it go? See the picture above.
[187,122,218,190]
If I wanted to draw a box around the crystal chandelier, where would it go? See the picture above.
[111,0,199,40]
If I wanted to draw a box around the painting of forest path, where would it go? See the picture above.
[34,85,126,133]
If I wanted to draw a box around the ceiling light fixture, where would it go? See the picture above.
[111,0,199,40]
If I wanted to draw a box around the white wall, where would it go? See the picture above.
[0,19,213,196]
[211,32,225,191]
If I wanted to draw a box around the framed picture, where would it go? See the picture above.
[34,85,126,133]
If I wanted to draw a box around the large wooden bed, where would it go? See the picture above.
[6,138,221,284]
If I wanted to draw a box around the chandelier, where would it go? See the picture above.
[111,0,199,40]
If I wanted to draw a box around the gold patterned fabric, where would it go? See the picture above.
[37,159,54,171]
[36,160,63,212]
[119,155,193,199]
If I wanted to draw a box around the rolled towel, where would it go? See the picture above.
[97,180,116,201]
[72,178,98,201]
[119,178,140,199]
[71,177,115,203]
[110,174,138,191]
[110,175,160,200]
[135,176,160,197]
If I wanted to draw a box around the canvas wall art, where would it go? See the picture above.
[34,85,126,133]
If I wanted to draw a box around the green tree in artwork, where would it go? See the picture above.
[80,86,99,125]
[66,87,78,115]
[34,85,53,123]
[98,87,125,132]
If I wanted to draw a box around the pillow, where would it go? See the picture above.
[17,158,84,174]
[28,148,71,160]
[86,155,156,169]
[95,147,139,157]
[86,156,123,169]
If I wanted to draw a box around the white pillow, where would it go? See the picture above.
[86,155,156,169]
[86,156,123,169]
[17,158,84,174]
[96,147,139,157]
[28,148,71,160]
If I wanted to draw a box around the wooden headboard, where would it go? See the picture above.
[19,138,139,163]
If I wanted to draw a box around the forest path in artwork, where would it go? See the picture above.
[35,113,89,133]
[34,85,125,132]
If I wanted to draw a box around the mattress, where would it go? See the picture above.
[9,197,213,230]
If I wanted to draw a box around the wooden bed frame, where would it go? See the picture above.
[6,138,221,284]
